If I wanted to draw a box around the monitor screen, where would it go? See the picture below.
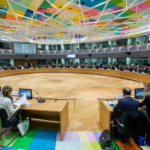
[135,88,144,99]
[67,53,76,58]
[19,88,32,99]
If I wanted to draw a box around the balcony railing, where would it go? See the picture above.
[37,43,150,55]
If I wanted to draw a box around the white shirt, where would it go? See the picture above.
[0,96,21,118]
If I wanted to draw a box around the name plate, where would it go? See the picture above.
[114,94,123,98]
[12,91,18,96]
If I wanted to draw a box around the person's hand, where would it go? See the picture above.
[21,103,26,107]
[17,97,22,100]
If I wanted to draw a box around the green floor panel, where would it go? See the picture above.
[110,141,122,150]
[11,128,37,149]
[0,131,20,146]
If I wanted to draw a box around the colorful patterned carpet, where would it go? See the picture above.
[0,128,149,150]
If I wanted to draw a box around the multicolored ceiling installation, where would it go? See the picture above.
[0,0,150,44]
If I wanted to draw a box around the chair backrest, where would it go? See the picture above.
[120,113,137,135]
[136,110,150,134]
[0,108,10,128]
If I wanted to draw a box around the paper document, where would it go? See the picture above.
[14,94,32,107]
[105,101,116,105]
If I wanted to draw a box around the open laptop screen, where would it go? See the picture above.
[135,88,144,99]
[19,88,32,99]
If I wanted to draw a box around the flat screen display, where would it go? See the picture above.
[135,88,144,99]
[19,88,32,99]
[67,52,76,58]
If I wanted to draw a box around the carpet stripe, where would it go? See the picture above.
[90,142,102,150]
[86,132,97,142]
[78,132,89,142]
[11,128,37,149]
[27,129,57,150]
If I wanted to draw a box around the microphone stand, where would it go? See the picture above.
[36,92,45,102]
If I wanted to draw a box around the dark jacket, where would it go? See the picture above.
[113,96,139,122]
[139,97,150,119]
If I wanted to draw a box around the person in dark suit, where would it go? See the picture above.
[139,84,150,119]
[113,88,139,123]
[142,66,148,74]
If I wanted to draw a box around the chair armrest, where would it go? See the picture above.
[114,117,124,127]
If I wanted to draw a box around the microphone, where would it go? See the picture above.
[36,92,45,103]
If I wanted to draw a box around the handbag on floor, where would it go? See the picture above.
[99,129,112,149]
[17,116,29,136]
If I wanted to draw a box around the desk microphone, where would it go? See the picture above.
[36,92,45,103]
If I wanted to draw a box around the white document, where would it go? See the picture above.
[105,101,116,105]
[14,94,32,107]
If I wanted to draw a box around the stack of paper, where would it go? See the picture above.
[14,94,32,107]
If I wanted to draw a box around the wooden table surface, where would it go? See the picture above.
[0,68,149,83]
[21,99,68,112]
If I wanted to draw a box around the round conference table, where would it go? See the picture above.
[0,68,149,83]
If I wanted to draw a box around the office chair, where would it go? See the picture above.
[111,113,138,143]
[0,108,19,145]
[112,111,150,144]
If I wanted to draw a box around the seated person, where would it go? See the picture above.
[11,66,16,70]
[142,66,148,74]
[0,85,25,130]
[139,84,150,119]
[3,65,7,70]
[18,65,21,69]
[89,65,92,68]
[113,88,139,123]
[96,64,99,69]
[128,66,133,72]
[137,66,142,73]
[0,66,2,71]
[132,66,137,72]
[124,65,129,71]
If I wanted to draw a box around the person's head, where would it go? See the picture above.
[2,85,13,97]
[123,88,131,98]
[144,84,150,97]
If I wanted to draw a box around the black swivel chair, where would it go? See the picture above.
[112,113,138,138]
[112,110,150,144]
[0,108,19,145]
[0,108,12,130]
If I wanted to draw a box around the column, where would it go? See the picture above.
[108,58,112,64]
[108,41,112,47]
[112,58,117,64]
[126,57,131,65]
[61,59,65,64]
[127,38,131,45]
[56,59,58,65]
[61,44,64,50]
[45,45,49,50]
[10,59,14,65]
[112,40,117,46]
